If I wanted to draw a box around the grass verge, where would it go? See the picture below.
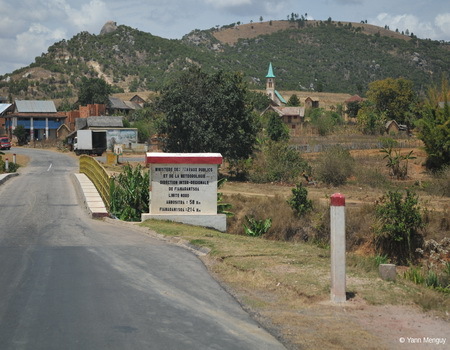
[140,219,450,350]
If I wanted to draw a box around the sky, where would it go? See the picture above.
[0,0,449,76]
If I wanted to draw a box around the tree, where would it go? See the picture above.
[356,101,386,135]
[287,94,300,106]
[156,67,258,163]
[375,190,424,264]
[13,125,27,145]
[246,90,271,112]
[415,76,450,170]
[266,111,289,141]
[346,100,361,119]
[77,77,112,106]
[366,78,416,125]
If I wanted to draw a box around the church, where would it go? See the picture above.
[263,63,305,133]
[265,62,287,106]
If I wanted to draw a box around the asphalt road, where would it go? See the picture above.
[0,148,285,350]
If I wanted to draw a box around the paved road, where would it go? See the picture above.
[0,148,285,350]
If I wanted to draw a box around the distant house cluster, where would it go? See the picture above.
[0,95,146,145]
[263,63,319,133]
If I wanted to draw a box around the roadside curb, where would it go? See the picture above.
[103,217,211,257]
[71,173,109,219]
[0,172,19,185]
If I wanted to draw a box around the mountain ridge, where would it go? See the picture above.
[0,19,448,101]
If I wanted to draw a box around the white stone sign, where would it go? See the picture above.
[150,164,218,215]
[141,153,227,232]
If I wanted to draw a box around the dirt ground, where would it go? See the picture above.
[217,146,450,349]
[202,254,450,350]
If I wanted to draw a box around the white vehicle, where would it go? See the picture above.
[74,130,107,156]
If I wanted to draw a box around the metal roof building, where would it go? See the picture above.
[15,100,57,113]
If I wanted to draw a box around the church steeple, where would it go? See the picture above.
[265,63,287,106]
[266,62,275,78]
[266,62,275,100]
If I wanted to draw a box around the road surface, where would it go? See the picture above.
[0,148,285,350]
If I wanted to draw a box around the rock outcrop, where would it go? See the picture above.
[100,21,118,35]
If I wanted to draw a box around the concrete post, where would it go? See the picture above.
[5,158,9,172]
[13,154,16,164]
[45,117,49,140]
[330,193,346,303]
[30,117,34,141]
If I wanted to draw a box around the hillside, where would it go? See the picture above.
[0,20,448,102]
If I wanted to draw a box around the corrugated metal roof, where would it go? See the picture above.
[87,116,123,128]
[15,100,57,113]
[0,103,12,115]
[109,97,131,110]
[123,100,142,110]
[271,106,305,117]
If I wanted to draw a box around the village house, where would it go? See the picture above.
[263,105,305,132]
[3,100,66,141]
[304,96,319,109]
[0,100,14,135]
[385,120,408,135]
[129,94,146,107]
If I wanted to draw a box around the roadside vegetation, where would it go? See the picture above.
[0,151,21,173]
[98,72,450,304]
[12,66,447,348]
[139,218,449,349]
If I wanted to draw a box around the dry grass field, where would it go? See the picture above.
[213,20,411,46]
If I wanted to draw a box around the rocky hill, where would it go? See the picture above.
[0,19,448,102]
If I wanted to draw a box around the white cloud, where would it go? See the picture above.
[435,13,450,38]
[16,24,66,57]
[66,0,110,32]
[372,12,438,39]
[204,0,252,7]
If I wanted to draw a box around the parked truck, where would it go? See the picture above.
[74,130,107,156]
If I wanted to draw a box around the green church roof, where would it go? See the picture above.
[275,90,287,104]
[266,62,275,78]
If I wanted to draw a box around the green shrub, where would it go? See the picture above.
[110,164,149,221]
[249,140,310,183]
[287,183,313,216]
[217,178,233,217]
[243,216,272,237]
[0,155,20,173]
[374,190,424,264]
[380,144,416,180]
[314,146,354,186]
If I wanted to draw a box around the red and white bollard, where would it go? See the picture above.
[330,193,346,303]
[13,154,16,164]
